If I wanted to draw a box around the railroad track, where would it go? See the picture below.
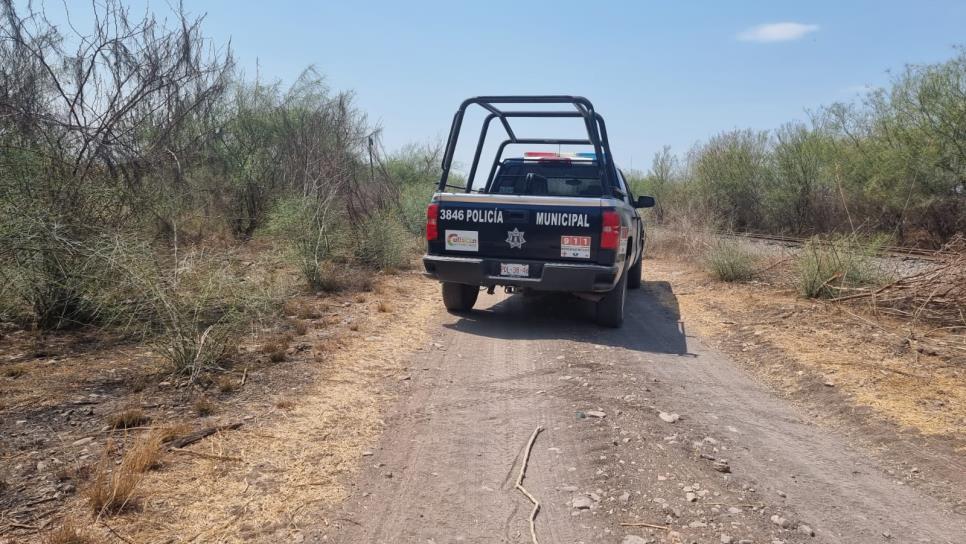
[721,231,947,262]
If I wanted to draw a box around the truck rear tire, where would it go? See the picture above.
[596,270,627,328]
[441,282,479,312]
[627,255,642,289]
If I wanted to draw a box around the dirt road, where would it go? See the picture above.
[309,282,966,544]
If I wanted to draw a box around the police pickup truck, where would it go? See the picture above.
[422,96,654,327]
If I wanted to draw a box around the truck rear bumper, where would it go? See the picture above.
[422,254,619,293]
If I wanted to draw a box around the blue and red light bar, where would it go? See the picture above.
[523,151,600,160]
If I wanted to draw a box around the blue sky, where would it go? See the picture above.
[40,1,966,172]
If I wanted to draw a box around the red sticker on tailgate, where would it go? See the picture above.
[561,236,591,258]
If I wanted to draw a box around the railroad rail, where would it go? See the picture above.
[719,231,949,262]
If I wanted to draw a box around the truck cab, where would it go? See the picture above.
[422,96,655,327]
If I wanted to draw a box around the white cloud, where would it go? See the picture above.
[737,22,819,43]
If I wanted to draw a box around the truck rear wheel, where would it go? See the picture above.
[627,255,642,289]
[596,270,627,328]
[441,282,479,312]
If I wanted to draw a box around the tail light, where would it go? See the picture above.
[426,203,439,240]
[600,210,620,250]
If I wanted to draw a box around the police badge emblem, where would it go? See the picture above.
[505,228,525,249]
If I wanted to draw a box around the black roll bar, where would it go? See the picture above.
[482,138,592,192]
[437,96,618,193]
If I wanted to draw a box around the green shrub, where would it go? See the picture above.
[264,196,343,290]
[705,240,759,282]
[81,238,286,381]
[353,212,412,270]
[2,219,145,330]
[795,236,888,298]
[398,182,434,236]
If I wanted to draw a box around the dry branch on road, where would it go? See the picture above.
[165,422,243,449]
[515,426,544,544]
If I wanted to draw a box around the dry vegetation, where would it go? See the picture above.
[41,521,93,544]
[0,270,433,541]
[827,234,966,325]
[107,408,150,430]
[85,447,142,516]
[0,2,437,538]
[193,397,216,417]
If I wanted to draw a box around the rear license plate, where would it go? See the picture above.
[500,263,529,277]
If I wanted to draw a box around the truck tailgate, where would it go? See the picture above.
[435,193,607,264]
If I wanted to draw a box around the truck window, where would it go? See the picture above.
[617,169,634,202]
[490,161,603,197]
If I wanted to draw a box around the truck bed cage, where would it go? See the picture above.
[438,96,619,194]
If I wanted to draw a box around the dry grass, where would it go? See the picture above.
[312,262,375,293]
[832,234,966,326]
[275,399,295,411]
[123,430,165,473]
[282,299,303,317]
[377,301,392,313]
[301,305,322,320]
[293,320,309,335]
[357,274,375,292]
[286,299,323,320]
[216,375,238,394]
[154,422,192,443]
[646,221,715,261]
[348,322,360,332]
[193,397,215,417]
[260,335,291,363]
[43,521,94,544]
[108,408,150,429]
[3,365,26,378]
[86,447,141,515]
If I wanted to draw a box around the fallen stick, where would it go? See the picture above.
[166,422,242,449]
[100,520,135,544]
[619,522,670,530]
[515,426,544,544]
[4,522,39,532]
[171,447,243,462]
[755,255,792,274]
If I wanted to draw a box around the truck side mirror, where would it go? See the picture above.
[635,196,655,208]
